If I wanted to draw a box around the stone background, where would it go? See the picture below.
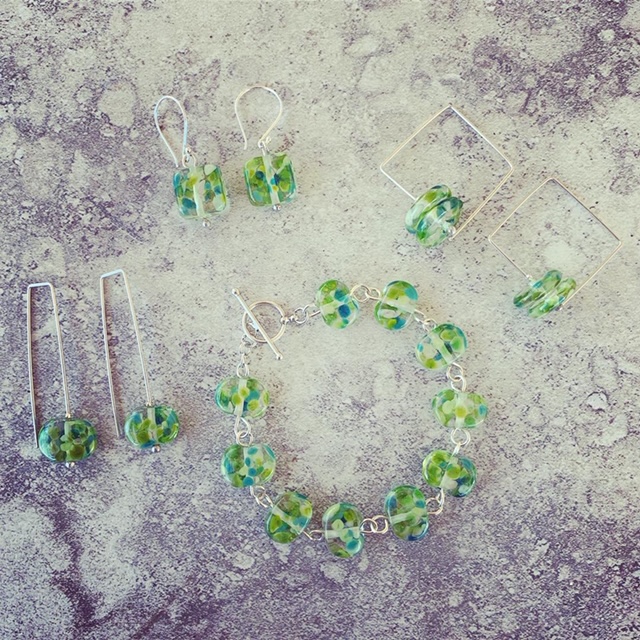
[1,1,639,639]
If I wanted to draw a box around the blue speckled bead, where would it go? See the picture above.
[315,280,360,329]
[422,449,477,497]
[265,491,313,544]
[432,389,488,429]
[416,323,467,370]
[322,502,364,558]
[385,485,429,541]
[374,280,419,330]
[220,443,276,488]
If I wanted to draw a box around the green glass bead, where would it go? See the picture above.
[514,270,561,308]
[124,405,179,449]
[404,185,462,248]
[173,164,228,220]
[244,151,296,207]
[432,388,488,429]
[529,277,576,318]
[384,485,429,541]
[214,376,269,419]
[422,449,477,497]
[322,502,364,558]
[374,280,418,330]
[513,270,576,318]
[265,491,313,544]
[416,323,467,370]
[220,443,276,488]
[38,417,97,463]
[315,279,360,329]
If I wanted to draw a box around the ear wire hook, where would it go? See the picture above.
[234,85,284,151]
[153,95,193,168]
[100,269,153,438]
[27,282,71,446]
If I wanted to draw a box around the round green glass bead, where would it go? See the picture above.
[220,443,276,488]
[315,279,360,329]
[322,502,364,558]
[214,376,269,419]
[384,485,429,541]
[514,270,561,308]
[374,280,418,330]
[432,388,488,429]
[405,185,463,248]
[416,323,467,370]
[124,405,179,449]
[38,417,97,463]
[422,449,477,497]
[265,491,313,544]
[514,270,577,318]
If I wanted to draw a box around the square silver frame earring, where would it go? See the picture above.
[380,104,514,249]
[488,176,623,318]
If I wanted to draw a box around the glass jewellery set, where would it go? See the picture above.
[214,281,487,558]
[153,85,297,225]
[26,270,180,466]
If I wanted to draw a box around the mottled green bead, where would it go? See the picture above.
[514,270,576,318]
[422,449,477,497]
[416,323,467,370]
[405,185,462,248]
[220,443,276,488]
[38,417,97,463]
[322,502,364,558]
[374,280,418,330]
[432,389,488,429]
[315,279,360,329]
[124,405,179,449]
[173,164,228,220]
[385,485,429,541]
[214,376,269,419]
[244,151,296,207]
[265,491,313,544]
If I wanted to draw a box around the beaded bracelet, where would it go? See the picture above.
[215,280,488,558]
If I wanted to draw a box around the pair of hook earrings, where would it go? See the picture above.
[27,270,180,467]
[153,85,297,225]
[380,105,622,318]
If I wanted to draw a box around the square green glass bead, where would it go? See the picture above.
[244,152,296,207]
[173,164,228,220]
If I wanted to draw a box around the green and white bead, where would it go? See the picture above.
[322,502,364,558]
[514,270,577,318]
[173,164,228,220]
[374,280,418,330]
[405,185,463,248]
[124,404,179,449]
[432,389,488,429]
[214,376,269,419]
[422,449,477,497]
[384,485,429,541]
[315,279,360,329]
[265,491,313,544]
[221,443,276,488]
[244,151,296,208]
[38,417,97,463]
[416,323,467,370]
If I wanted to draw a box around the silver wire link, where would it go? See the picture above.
[360,515,390,535]
[234,85,284,152]
[349,284,382,304]
[450,427,471,455]
[446,362,467,392]
[153,95,197,169]
[284,303,320,326]
[302,528,325,541]
[426,488,446,515]
[250,485,274,509]
[234,415,254,446]
[236,334,255,378]
[413,309,438,332]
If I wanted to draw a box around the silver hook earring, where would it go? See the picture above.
[154,95,229,226]
[27,282,97,467]
[234,85,297,211]
[100,269,180,452]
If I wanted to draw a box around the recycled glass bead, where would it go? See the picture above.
[322,502,364,558]
[124,405,179,449]
[244,151,296,208]
[214,376,269,419]
[529,277,576,318]
[513,270,576,318]
[220,443,276,488]
[265,491,313,543]
[432,389,488,429]
[405,185,463,248]
[315,279,360,329]
[374,280,418,330]
[514,270,561,308]
[384,485,429,541]
[38,417,97,463]
[422,449,477,497]
[416,323,467,370]
[173,164,228,220]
